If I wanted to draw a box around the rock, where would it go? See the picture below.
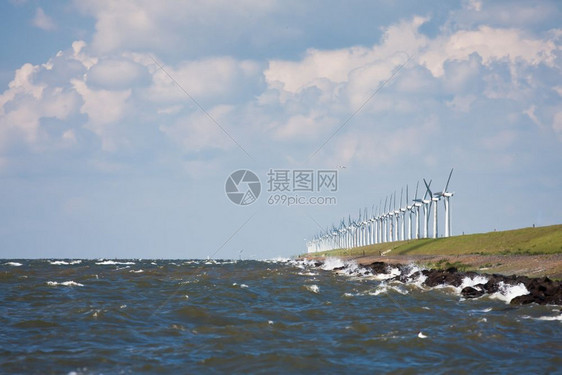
[462,286,485,299]
[423,269,464,287]
[510,294,537,305]
[368,262,389,274]
[510,277,562,305]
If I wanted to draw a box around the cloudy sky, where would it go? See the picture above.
[0,0,561,259]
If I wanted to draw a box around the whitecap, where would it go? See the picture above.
[49,260,82,265]
[129,269,144,273]
[522,314,562,322]
[320,257,346,271]
[306,284,320,293]
[369,283,407,296]
[460,275,489,289]
[298,272,318,276]
[49,260,69,265]
[4,262,22,267]
[489,282,529,303]
[369,267,402,281]
[418,331,427,339]
[47,281,84,287]
[95,260,135,265]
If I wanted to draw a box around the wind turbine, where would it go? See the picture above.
[363,207,369,246]
[393,191,399,242]
[424,178,439,239]
[382,197,388,242]
[412,181,421,239]
[400,187,406,241]
[405,184,412,240]
[367,203,376,245]
[415,179,432,238]
[436,168,454,237]
[377,198,380,243]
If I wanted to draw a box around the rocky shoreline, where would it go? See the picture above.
[307,259,562,305]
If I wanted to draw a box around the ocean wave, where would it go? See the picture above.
[95,260,135,265]
[522,314,562,322]
[305,284,320,293]
[489,282,529,303]
[47,281,84,287]
[4,262,23,266]
[49,260,82,265]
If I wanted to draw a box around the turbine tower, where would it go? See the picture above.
[406,184,412,240]
[412,181,421,239]
[400,187,406,241]
[393,191,399,242]
[419,179,432,238]
[436,168,454,237]
[424,178,439,239]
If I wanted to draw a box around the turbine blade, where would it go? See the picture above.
[406,184,409,204]
[423,178,433,198]
[444,168,454,192]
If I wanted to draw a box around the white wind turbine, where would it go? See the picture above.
[416,179,432,238]
[393,191,400,242]
[382,197,388,242]
[400,187,406,241]
[436,168,454,238]
[424,178,439,239]
[377,199,384,243]
[363,207,369,246]
[405,184,412,240]
[412,180,423,239]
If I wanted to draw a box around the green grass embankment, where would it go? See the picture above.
[311,224,562,258]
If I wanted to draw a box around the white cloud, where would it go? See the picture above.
[159,105,235,152]
[145,56,261,104]
[73,0,279,55]
[87,58,149,90]
[465,0,483,12]
[71,79,131,151]
[0,63,79,148]
[32,7,56,31]
[265,17,427,94]
[274,112,338,140]
[420,26,557,77]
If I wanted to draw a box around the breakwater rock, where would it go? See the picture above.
[314,260,562,306]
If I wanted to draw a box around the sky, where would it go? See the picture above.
[0,0,561,259]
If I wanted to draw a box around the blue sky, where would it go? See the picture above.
[0,0,561,259]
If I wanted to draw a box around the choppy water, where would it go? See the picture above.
[1,258,561,374]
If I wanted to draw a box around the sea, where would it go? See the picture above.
[1,258,561,374]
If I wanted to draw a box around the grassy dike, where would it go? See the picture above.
[303,224,562,279]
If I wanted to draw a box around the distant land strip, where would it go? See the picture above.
[303,224,562,279]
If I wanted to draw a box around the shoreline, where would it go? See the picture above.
[303,253,562,280]
[301,253,562,305]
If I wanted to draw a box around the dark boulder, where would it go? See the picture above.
[368,262,389,274]
[462,286,485,299]
[423,269,465,288]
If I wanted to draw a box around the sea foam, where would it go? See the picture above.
[47,281,84,287]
